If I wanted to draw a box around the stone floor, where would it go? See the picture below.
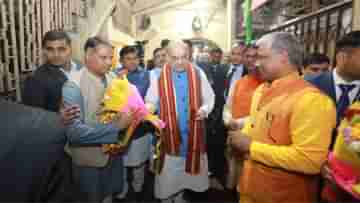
[114,169,238,203]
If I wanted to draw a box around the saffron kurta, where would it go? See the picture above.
[222,73,263,189]
[239,73,336,203]
[223,74,263,127]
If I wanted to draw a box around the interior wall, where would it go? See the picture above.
[71,0,115,61]
[134,0,229,61]
[72,0,134,62]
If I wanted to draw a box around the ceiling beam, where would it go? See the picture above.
[132,0,194,16]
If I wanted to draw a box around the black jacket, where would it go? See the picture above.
[198,62,229,113]
[22,64,67,112]
[306,72,360,148]
[0,99,74,202]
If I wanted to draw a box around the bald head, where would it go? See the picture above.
[168,41,188,58]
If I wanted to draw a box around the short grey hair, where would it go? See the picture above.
[167,40,188,57]
[257,32,304,68]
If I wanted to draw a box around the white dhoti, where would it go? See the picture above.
[155,154,209,199]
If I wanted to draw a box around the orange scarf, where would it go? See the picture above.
[157,63,205,175]
[231,74,263,118]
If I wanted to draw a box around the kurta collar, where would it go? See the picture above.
[84,68,108,86]
[266,72,301,88]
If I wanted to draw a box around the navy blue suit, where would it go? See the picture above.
[306,73,337,148]
[305,72,360,148]
[305,72,336,103]
[306,72,360,121]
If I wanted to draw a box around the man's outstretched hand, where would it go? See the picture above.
[60,104,80,126]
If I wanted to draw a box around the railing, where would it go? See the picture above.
[0,0,85,101]
[267,0,353,64]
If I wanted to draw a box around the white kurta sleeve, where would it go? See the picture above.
[145,73,160,113]
[198,68,215,117]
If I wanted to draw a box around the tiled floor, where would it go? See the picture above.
[115,170,238,203]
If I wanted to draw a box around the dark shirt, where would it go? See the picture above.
[22,64,67,112]
[0,99,71,202]
[198,62,229,116]
[197,62,229,179]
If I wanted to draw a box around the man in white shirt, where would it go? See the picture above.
[145,41,215,203]
[150,47,168,81]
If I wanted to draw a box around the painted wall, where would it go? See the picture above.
[135,0,229,61]
[71,0,134,61]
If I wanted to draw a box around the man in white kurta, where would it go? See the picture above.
[145,41,215,203]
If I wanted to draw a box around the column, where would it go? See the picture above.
[352,0,360,30]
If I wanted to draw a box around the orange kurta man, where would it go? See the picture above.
[231,74,263,119]
[239,73,336,203]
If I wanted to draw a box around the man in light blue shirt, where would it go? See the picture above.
[60,59,82,79]
[113,46,151,201]
[63,37,133,202]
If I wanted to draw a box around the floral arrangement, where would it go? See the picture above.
[329,102,360,199]
[98,76,165,155]
[343,105,360,154]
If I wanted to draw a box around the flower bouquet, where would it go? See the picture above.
[328,102,360,199]
[98,76,165,155]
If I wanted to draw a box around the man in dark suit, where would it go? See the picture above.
[224,42,248,99]
[0,99,68,202]
[198,47,229,187]
[306,31,360,202]
[306,31,360,134]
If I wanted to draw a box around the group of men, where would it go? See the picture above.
[226,31,360,203]
[1,28,360,203]
[2,30,216,203]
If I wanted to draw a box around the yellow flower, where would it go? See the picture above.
[352,126,360,140]
[103,77,131,112]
